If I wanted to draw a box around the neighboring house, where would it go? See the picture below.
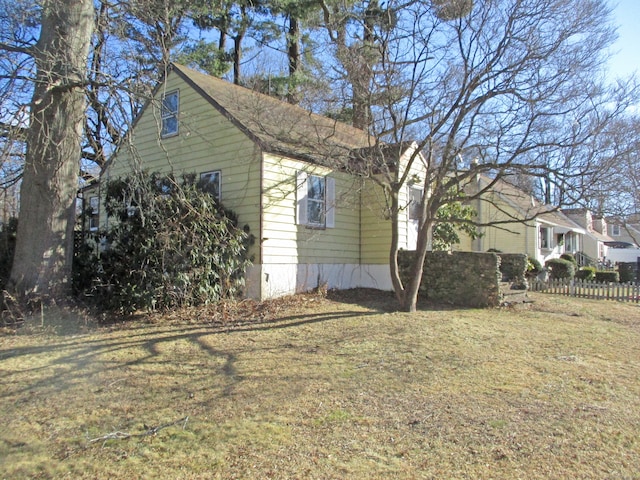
[99,63,425,300]
[562,209,614,265]
[605,217,640,248]
[602,216,640,265]
[457,174,586,266]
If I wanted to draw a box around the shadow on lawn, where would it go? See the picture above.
[0,308,376,402]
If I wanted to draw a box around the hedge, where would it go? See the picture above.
[545,258,575,279]
[575,266,596,281]
[594,271,619,283]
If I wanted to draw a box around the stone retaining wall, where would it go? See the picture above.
[497,253,528,288]
[398,251,502,307]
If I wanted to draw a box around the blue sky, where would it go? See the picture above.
[608,0,640,79]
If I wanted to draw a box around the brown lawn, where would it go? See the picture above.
[1,290,639,479]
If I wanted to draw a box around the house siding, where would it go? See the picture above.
[105,72,262,264]
[254,153,396,297]
[360,146,427,263]
[477,192,529,254]
[360,177,392,264]
[261,153,361,265]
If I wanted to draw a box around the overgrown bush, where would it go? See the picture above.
[74,172,253,313]
[595,270,619,283]
[545,258,575,279]
[575,266,596,281]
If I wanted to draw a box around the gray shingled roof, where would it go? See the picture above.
[172,63,377,166]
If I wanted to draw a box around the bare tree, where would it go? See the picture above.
[337,0,636,311]
[578,113,640,244]
[4,0,95,298]
[82,0,192,171]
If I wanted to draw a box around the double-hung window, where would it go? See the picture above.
[161,90,179,138]
[539,226,551,249]
[611,224,621,236]
[307,175,326,226]
[296,171,335,228]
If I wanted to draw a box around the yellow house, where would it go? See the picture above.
[457,174,587,266]
[98,64,422,300]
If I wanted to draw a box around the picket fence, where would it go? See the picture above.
[529,278,640,303]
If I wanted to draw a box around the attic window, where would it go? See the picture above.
[611,224,621,236]
[161,90,179,138]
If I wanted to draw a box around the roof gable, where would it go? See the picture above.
[171,64,376,166]
[476,174,585,233]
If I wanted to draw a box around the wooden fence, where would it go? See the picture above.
[529,278,640,303]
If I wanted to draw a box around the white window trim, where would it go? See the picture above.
[161,90,179,138]
[539,225,551,250]
[296,171,335,229]
[200,170,221,201]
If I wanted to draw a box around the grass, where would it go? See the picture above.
[1,290,639,479]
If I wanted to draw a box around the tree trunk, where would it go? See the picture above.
[9,0,95,299]
[389,182,435,312]
[351,0,377,130]
[399,222,433,312]
[232,5,248,85]
[286,14,300,105]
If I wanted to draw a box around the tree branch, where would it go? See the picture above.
[0,41,32,55]
[88,416,189,445]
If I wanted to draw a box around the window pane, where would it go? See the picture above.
[162,92,178,114]
[540,227,549,249]
[307,175,325,225]
[308,199,325,225]
[409,187,422,220]
[308,175,325,200]
[162,116,178,137]
[161,91,178,137]
[89,196,99,214]
[89,196,99,230]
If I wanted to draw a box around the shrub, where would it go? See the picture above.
[526,256,543,277]
[617,263,637,283]
[74,172,254,313]
[560,253,577,267]
[575,266,596,281]
[545,258,575,279]
[595,270,619,283]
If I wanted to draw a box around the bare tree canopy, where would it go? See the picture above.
[322,0,638,310]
